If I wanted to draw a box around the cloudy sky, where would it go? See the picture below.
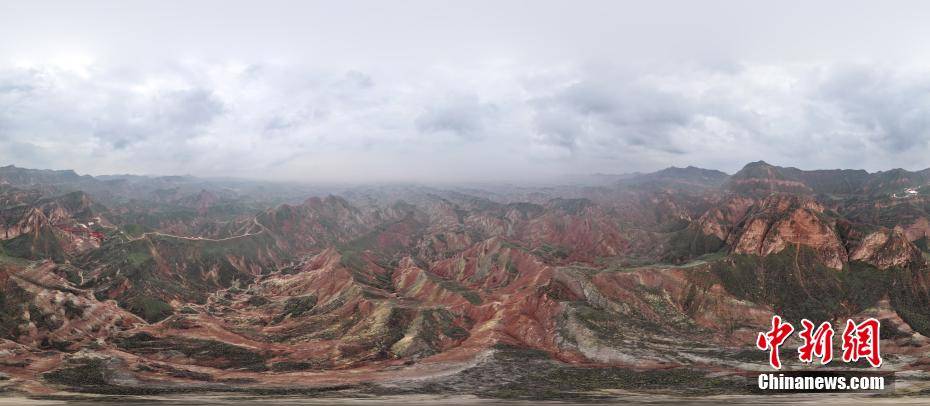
[3,1,930,183]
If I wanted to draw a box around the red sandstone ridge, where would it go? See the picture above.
[695,195,756,241]
[850,227,923,269]
[728,194,848,269]
[512,199,629,263]
[0,259,144,350]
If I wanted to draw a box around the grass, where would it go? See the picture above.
[0,253,30,267]
[119,224,147,239]
[271,295,317,323]
[1,225,66,262]
[710,245,890,323]
[420,271,482,305]
[43,357,113,387]
[888,264,930,337]
[0,285,31,340]
[127,296,174,323]
[115,332,269,371]
[125,251,150,267]
[665,226,725,264]
[392,345,744,400]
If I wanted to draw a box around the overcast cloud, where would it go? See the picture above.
[3,1,930,182]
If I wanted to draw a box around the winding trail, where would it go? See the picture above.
[122,217,270,243]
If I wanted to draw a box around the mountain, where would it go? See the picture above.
[0,191,110,260]
[0,165,88,188]
[727,160,930,198]
[1,163,930,399]
[0,257,144,350]
[726,160,815,196]
[619,165,730,193]
[727,194,848,269]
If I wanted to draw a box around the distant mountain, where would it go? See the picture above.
[618,165,730,192]
[0,165,88,186]
[726,160,814,195]
[727,160,930,197]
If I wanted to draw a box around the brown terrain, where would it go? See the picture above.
[2,161,930,401]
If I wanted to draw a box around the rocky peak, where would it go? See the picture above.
[729,194,847,269]
[849,227,924,269]
[727,161,813,196]
[23,207,50,230]
[695,195,756,241]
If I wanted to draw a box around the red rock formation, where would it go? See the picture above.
[850,228,923,269]
[729,195,848,269]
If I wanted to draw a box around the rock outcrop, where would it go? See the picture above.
[850,228,923,269]
[728,195,848,269]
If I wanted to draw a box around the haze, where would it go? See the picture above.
[3,1,930,183]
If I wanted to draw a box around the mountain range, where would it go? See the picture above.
[1,161,930,399]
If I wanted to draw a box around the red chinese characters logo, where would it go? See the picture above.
[842,318,882,367]
[756,316,882,369]
[797,319,834,365]
[756,315,794,369]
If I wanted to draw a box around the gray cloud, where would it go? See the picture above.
[416,93,498,140]
[2,61,930,182]
[92,88,224,149]
[3,1,930,181]
[532,78,694,154]
[813,66,930,153]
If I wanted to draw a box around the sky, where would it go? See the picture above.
[3,1,930,183]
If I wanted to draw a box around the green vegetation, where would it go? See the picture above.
[120,224,147,238]
[29,304,62,331]
[665,227,725,264]
[115,332,269,371]
[272,295,317,323]
[1,225,66,262]
[63,300,87,319]
[0,285,29,340]
[126,296,174,323]
[533,243,570,262]
[572,303,627,342]
[428,273,482,305]
[711,245,888,322]
[403,345,743,400]
[338,248,368,272]
[43,357,114,387]
[914,236,930,252]
[888,265,930,337]
[270,361,323,372]
[125,250,150,267]
[418,308,469,343]
[491,365,739,399]
[0,254,30,267]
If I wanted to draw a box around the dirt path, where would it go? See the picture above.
[123,217,269,243]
